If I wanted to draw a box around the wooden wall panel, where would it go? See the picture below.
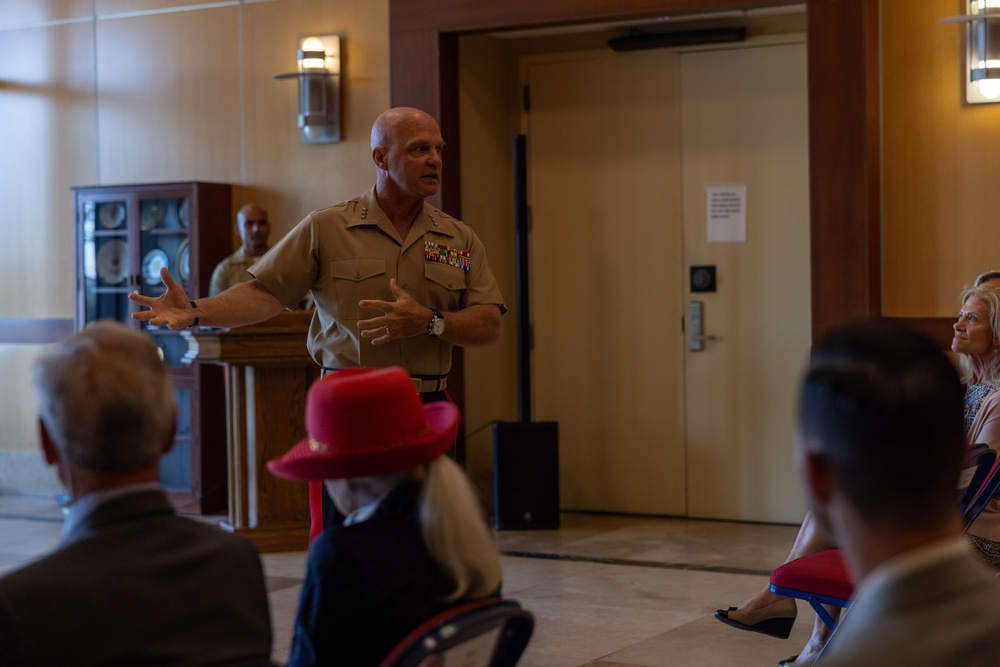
[0,19,98,496]
[0,0,92,29]
[882,0,1000,317]
[389,0,801,33]
[0,21,97,318]
[95,6,243,185]
[241,0,390,240]
[806,0,881,338]
[0,347,59,494]
[94,0,231,14]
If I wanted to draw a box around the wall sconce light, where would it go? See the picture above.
[274,35,342,143]
[942,1,1000,104]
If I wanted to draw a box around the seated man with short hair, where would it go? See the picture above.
[0,321,273,666]
[797,320,1000,666]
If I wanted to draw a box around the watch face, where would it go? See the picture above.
[430,311,445,337]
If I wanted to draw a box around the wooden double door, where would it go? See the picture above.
[524,40,811,523]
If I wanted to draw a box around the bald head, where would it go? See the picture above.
[237,203,267,224]
[370,107,438,152]
[236,203,270,256]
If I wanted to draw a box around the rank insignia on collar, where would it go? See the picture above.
[424,241,471,271]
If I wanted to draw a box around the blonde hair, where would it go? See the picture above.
[958,286,1000,384]
[418,457,502,601]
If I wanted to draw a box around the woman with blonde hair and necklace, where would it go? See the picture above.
[716,281,1000,667]
[953,284,1000,563]
[267,366,502,666]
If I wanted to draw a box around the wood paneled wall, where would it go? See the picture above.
[0,0,390,494]
[882,0,1000,318]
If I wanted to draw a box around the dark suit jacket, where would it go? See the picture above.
[819,543,1000,666]
[287,481,462,666]
[0,489,273,666]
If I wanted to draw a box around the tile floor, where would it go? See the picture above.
[0,494,814,666]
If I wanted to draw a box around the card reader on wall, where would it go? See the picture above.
[690,265,716,292]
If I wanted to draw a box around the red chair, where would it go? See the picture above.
[767,447,1000,630]
[379,596,535,667]
[769,549,852,630]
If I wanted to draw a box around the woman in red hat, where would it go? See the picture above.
[268,366,502,666]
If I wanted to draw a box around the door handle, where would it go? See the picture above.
[689,301,717,351]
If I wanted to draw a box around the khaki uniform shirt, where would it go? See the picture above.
[248,187,505,375]
[209,248,257,296]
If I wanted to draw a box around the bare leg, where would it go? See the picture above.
[714,512,837,639]
[791,608,839,665]
[716,511,842,662]
[736,511,833,612]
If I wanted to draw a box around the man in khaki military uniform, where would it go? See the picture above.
[130,107,506,398]
[208,203,271,296]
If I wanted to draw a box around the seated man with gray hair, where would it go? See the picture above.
[0,321,273,666]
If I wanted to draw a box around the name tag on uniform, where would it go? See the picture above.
[424,241,471,271]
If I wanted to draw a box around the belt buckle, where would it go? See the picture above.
[411,377,446,393]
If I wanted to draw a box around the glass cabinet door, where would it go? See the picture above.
[81,198,131,324]
[138,196,190,292]
[138,196,191,364]
[74,181,232,515]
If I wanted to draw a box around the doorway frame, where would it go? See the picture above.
[387,0,902,346]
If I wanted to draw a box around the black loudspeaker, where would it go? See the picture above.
[492,421,560,530]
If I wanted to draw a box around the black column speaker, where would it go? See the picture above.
[493,421,560,530]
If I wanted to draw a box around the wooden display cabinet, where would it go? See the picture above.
[72,181,232,514]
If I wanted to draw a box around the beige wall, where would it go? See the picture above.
[881,0,1000,316]
[0,0,391,494]
[456,36,521,504]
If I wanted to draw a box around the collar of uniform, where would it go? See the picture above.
[344,186,383,229]
[346,186,459,242]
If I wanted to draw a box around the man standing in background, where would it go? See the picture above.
[209,202,271,296]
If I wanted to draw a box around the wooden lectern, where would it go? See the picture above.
[182,311,319,553]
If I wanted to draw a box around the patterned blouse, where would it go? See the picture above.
[965,380,1000,435]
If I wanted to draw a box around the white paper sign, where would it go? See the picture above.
[706,185,747,243]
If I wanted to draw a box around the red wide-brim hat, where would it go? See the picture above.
[266,366,458,481]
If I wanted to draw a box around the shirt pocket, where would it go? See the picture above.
[424,261,466,311]
[330,258,387,320]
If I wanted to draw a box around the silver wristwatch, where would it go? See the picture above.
[428,308,445,337]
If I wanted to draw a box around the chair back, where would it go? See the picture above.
[963,455,1000,531]
[379,596,534,667]
[959,446,997,516]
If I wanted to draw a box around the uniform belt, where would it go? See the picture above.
[411,376,448,393]
[321,367,447,394]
